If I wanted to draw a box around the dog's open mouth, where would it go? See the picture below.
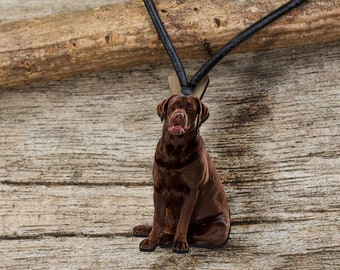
[168,124,185,135]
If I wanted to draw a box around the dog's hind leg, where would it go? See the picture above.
[133,225,152,237]
[188,213,230,248]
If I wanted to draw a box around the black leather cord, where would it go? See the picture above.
[144,0,189,93]
[189,0,306,90]
[144,0,306,97]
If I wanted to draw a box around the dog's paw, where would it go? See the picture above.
[139,238,158,252]
[172,241,189,253]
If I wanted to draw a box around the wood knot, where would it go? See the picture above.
[105,34,111,44]
[214,18,221,28]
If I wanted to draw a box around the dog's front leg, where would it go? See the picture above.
[139,186,166,252]
[172,190,199,253]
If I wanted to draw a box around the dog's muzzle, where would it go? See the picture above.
[168,112,186,135]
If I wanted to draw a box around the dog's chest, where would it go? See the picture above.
[159,170,191,199]
[156,142,201,171]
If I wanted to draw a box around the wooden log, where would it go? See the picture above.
[0,0,339,89]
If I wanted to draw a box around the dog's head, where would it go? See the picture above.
[157,95,209,136]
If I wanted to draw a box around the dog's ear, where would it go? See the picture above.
[157,97,170,122]
[195,97,209,126]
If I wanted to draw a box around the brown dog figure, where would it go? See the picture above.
[133,95,230,253]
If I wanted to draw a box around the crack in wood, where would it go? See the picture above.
[0,231,133,241]
[0,180,152,187]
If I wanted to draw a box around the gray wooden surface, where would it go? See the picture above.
[0,1,339,269]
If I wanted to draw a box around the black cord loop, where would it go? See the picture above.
[143,0,306,98]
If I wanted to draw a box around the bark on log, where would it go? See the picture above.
[0,0,339,89]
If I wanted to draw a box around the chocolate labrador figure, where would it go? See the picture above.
[133,95,230,253]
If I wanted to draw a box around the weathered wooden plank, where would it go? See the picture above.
[0,41,338,186]
[0,185,153,237]
[0,84,158,185]
[0,234,338,270]
[0,41,339,269]
[0,0,339,89]
[1,175,337,239]
[1,177,338,265]
[0,183,338,269]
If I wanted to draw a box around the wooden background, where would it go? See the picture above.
[0,0,339,269]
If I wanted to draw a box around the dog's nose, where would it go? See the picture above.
[175,113,184,120]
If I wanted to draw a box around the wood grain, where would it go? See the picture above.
[0,41,339,269]
[0,0,339,89]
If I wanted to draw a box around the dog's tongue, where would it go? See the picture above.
[169,125,185,135]
[172,125,182,130]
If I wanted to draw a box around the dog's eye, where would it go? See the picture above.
[169,105,176,112]
[186,102,194,110]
